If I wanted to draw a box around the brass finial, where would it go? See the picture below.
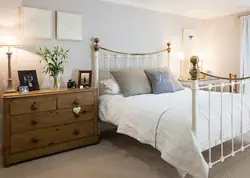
[93,38,100,51]
[167,42,171,53]
[189,56,200,80]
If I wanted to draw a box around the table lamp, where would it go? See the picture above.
[0,34,21,93]
[178,52,185,80]
[199,52,205,71]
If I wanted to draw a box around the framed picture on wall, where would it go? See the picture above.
[56,11,82,41]
[18,70,40,91]
[78,70,92,87]
[182,28,197,44]
[20,7,52,39]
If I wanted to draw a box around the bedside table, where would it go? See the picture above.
[179,79,217,91]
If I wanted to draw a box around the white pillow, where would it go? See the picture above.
[99,78,121,95]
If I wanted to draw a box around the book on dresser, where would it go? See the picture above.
[1,88,99,167]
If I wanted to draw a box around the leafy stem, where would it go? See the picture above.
[37,46,69,77]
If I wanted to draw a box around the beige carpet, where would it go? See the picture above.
[1,134,250,178]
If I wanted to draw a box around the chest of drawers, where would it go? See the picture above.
[1,88,99,167]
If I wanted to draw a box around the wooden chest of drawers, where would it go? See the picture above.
[1,88,99,167]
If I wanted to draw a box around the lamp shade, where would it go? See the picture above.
[199,52,205,59]
[0,34,21,47]
[177,52,185,61]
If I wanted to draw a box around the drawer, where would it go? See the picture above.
[11,105,94,133]
[58,105,94,123]
[58,92,95,109]
[11,120,95,153]
[10,96,56,115]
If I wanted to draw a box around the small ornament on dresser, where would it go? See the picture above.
[67,80,77,89]
[72,81,77,88]
[37,46,69,90]
[67,79,73,88]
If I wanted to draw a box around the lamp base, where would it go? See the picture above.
[4,88,17,94]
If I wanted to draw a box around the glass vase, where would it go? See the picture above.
[51,74,61,90]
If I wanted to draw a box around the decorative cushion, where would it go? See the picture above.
[99,78,120,95]
[167,69,184,91]
[110,69,152,97]
[145,68,184,94]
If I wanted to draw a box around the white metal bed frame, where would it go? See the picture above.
[190,57,250,168]
[93,37,250,170]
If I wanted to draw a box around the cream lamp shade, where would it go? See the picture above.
[199,52,205,71]
[177,52,185,80]
[0,34,21,48]
[199,52,205,60]
[177,52,185,61]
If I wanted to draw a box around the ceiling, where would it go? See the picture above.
[101,0,250,19]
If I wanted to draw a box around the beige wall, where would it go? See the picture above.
[0,0,203,92]
[0,0,203,145]
[200,15,241,77]
[0,0,244,146]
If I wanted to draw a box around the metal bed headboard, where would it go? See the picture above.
[92,37,172,88]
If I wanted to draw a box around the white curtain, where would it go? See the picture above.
[240,15,250,93]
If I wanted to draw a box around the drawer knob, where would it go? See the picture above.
[82,110,87,114]
[31,137,39,143]
[74,113,80,118]
[73,129,80,135]
[31,102,37,111]
[31,120,39,125]
[73,99,79,105]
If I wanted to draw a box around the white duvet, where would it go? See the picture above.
[99,89,250,178]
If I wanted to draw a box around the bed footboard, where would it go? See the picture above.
[189,56,250,168]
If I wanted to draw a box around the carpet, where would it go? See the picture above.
[1,134,250,178]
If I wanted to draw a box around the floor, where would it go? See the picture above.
[1,134,250,178]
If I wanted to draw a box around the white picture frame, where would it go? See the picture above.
[56,11,82,41]
[182,28,197,44]
[20,7,52,39]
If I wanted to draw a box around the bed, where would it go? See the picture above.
[92,38,250,178]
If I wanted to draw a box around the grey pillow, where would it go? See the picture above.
[145,68,184,94]
[167,69,184,91]
[110,69,152,97]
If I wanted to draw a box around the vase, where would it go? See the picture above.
[51,74,61,89]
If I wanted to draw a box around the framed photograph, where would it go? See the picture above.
[78,70,92,87]
[19,86,29,94]
[20,7,52,39]
[56,11,82,41]
[18,70,40,91]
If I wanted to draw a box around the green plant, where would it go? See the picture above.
[37,46,69,88]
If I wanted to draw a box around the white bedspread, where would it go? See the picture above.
[99,89,250,178]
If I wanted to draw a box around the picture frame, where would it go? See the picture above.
[18,70,40,91]
[19,7,52,39]
[78,70,92,87]
[19,86,29,94]
[56,11,82,41]
[182,28,197,44]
